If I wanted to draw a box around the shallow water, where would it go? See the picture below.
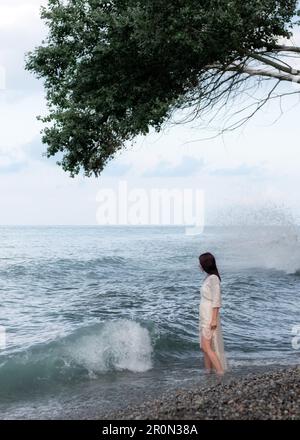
[0,225,299,419]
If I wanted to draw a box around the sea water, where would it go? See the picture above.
[0,225,299,419]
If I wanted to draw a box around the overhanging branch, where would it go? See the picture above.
[249,52,300,75]
[273,45,300,53]
[207,43,300,84]
[175,42,300,138]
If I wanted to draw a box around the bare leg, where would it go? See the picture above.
[201,335,224,375]
[203,352,213,372]
[200,339,213,372]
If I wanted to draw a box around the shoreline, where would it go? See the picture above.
[101,365,300,420]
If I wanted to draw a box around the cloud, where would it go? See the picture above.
[0,161,27,174]
[101,160,132,177]
[0,1,47,92]
[22,136,45,159]
[0,91,45,153]
[21,136,133,175]
[210,163,266,178]
[0,135,48,175]
[143,156,205,177]
[0,2,41,30]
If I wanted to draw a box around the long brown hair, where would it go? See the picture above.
[199,252,221,281]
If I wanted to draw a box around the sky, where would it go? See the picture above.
[0,0,300,226]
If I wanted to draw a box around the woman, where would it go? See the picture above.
[199,252,228,375]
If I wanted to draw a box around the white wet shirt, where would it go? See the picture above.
[199,273,228,371]
[200,274,222,308]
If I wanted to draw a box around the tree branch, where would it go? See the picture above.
[236,65,300,83]
[207,61,300,83]
[249,52,300,75]
[272,45,300,53]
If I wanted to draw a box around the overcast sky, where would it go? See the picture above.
[1,0,300,226]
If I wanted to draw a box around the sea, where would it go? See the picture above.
[0,225,299,419]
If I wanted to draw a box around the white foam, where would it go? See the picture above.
[66,319,153,374]
[211,203,300,274]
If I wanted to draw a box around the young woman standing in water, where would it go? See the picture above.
[199,252,228,375]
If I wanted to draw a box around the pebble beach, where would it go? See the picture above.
[102,366,300,420]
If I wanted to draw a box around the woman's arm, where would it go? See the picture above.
[210,307,219,330]
[210,276,221,330]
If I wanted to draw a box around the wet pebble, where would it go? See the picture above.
[102,366,300,420]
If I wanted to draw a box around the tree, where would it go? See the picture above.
[26,0,300,177]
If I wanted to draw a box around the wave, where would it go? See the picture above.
[0,317,205,400]
[214,224,300,274]
[0,313,296,401]
[210,204,300,274]
[253,226,300,274]
[0,255,132,279]
[0,319,154,398]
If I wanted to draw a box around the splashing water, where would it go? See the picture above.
[211,203,300,273]
[66,320,153,374]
